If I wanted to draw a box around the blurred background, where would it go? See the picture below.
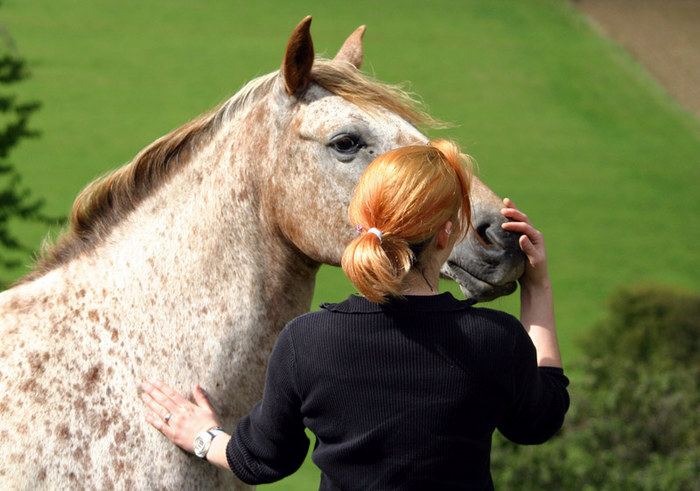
[2,0,698,488]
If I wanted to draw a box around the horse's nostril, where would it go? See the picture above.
[473,217,521,251]
[475,223,493,246]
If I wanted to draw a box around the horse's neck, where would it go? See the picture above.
[6,136,318,416]
[107,145,317,327]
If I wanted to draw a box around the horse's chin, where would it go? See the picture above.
[442,260,520,303]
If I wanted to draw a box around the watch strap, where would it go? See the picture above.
[208,427,226,438]
[194,426,226,460]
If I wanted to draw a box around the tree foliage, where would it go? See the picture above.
[0,24,51,286]
[491,284,700,490]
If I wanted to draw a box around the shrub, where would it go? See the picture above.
[580,284,700,369]
[491,284,700,490]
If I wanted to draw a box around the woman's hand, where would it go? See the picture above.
[141,380,222,454]
[500,198,550,288]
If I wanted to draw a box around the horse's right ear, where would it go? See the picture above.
[282,16,314,96]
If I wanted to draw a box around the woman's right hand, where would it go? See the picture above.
[141,380,224,455]
[499,198,550,288]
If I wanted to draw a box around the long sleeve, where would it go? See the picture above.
[497,323,570,444]
[226,328,310,484]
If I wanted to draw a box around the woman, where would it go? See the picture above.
[142,140,569,489]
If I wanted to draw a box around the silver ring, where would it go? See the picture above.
[164,413,171,423]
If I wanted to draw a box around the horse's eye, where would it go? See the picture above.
[329,134,365,154]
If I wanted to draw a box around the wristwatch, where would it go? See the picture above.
[193,426,226,459]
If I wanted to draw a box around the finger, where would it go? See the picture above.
[144,406,179,442]
[519,234,536,256]
[502,197,518,210]
[153,379,192,407]
[144,409,170,434]
[141,386,168,415]
[520,234,546,269]
[141,388,160,411]
[501,210,529,225]
[142,381,180,414]
[192,384,215,412]
[141,392,177,430]
[501,220,534,236]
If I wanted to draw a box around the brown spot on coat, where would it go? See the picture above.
[19,379,39,394]
[73,447,85,461]
[58,424,71,440]
[83,363,103,394]
[114,431,125,445]
[28,351,50,374]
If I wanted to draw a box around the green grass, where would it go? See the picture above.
[3,0,700,488]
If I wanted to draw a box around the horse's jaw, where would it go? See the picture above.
[441,256,523,303]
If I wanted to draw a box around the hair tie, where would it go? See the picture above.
[367,227,383,244]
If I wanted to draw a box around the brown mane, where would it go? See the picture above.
[22,59,437,283]
[21,109,220,283]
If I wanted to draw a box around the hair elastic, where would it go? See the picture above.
[367,227,383,244]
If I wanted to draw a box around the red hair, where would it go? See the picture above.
[341,140,472,303]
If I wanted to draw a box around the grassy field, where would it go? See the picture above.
[2,0,699,488]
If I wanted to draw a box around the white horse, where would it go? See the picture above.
[0,17,523,489]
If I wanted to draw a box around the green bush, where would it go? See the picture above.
[580,284,700,369]
[491,285,700,490]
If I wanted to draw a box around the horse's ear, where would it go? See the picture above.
[282,16,315,96]
[334,25,366,69]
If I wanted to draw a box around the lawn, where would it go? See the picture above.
[2,0,699,488]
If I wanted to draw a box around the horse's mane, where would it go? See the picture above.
[22,59,437,283]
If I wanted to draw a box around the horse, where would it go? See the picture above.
[0,17,524,489]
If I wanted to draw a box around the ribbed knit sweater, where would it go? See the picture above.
[226,293,570,490]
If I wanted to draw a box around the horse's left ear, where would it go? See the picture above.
[282,16,315,96]
[334,25,366,69]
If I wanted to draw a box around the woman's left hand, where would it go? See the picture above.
[141,380,222,454]
[499,198,549,289]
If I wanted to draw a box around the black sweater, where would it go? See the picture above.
[226,293,570,490]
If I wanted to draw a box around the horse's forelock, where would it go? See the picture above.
[310,58,443,129]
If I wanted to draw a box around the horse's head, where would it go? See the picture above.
[249,17,524,302]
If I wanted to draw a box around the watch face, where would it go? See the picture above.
[194,433,211,458]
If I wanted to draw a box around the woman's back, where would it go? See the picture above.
[245,293,569,490]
